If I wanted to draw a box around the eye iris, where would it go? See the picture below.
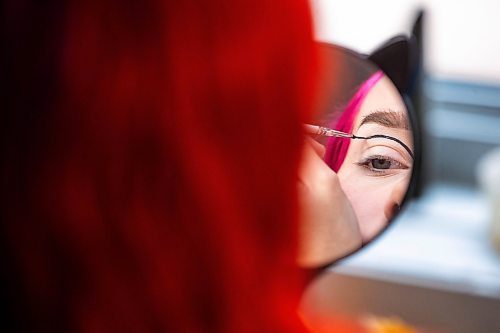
[372,158,391,169]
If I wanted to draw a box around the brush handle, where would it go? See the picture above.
[304,124,354,138]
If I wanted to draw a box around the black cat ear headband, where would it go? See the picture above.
[365,34,419,95]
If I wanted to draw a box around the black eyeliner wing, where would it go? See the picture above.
[353,134,414,159]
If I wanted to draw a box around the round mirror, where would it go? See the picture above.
[297,41,419,268]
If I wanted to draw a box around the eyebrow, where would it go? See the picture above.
[359,109,410,130]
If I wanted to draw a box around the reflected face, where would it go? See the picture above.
[337,75,413,242]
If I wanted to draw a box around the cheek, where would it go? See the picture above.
[338,173,399,241]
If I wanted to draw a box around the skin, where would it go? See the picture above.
[297,74,413,267]
[337,75,414,242]
[297,138,362,268]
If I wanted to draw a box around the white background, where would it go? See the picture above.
[312,0,500,84]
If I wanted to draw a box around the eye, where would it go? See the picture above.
[356,154,408,174]
[371,158,392,170]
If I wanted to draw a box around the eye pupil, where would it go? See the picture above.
[372,158,391,169]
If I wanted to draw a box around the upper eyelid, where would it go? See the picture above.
[353,125,413,159]
[361,141,412,162]
[366,135,414,159]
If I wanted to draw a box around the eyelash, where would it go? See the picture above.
[356,154,408,175]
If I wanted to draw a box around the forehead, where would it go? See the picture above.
[355,75,407,129]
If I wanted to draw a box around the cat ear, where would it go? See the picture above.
[367,35,418,94]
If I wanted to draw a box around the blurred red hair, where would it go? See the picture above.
[2,1,317,332]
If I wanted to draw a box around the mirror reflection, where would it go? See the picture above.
[298,43,414,268]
